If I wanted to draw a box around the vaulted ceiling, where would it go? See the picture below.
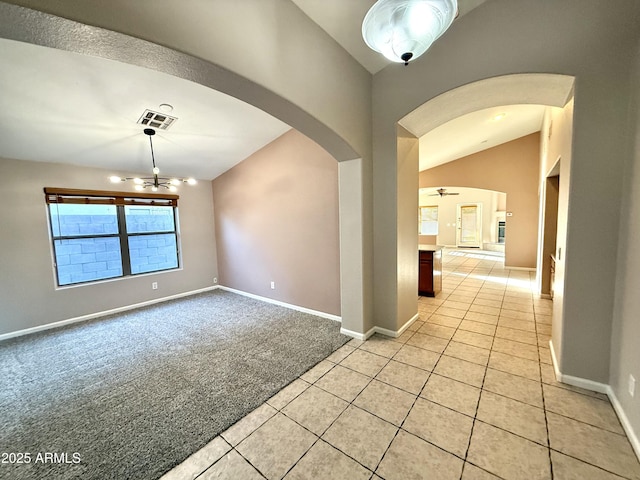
[0,0,546,179]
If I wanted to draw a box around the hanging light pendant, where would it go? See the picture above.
[109,128,196,192]
[362,0,457,65]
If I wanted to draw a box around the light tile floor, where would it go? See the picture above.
[161,249,640,480]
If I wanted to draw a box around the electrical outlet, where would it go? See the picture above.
[152,282,158,290]
[270,281,275,290]
[629,374,636,397]
[213,277,218,284]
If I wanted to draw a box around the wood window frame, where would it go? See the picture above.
[44,187,181,286]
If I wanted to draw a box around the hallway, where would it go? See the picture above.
[163,249,640,480]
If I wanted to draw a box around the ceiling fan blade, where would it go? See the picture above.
[448,193,460,195]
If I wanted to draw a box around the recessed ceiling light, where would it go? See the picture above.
[493,113,507,121]
[159,103,174,113]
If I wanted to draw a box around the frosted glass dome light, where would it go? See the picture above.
[362,0,457,65]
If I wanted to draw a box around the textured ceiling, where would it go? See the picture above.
[291,0,489,74]
[0,1,567,180]
[419,105,547,171]
[0,38,291,181]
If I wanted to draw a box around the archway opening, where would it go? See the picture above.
[0,3,368,336]
[400,73,574,278]
[398,73,575,364]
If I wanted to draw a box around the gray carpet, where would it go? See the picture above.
[0,290,350,480]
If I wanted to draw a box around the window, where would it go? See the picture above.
[419,206,439,235]
[45,188,179,286]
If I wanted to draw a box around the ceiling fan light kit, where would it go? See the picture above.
[109,128,196,192]
[362,0,458,65]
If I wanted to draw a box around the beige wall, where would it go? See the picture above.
[396,126,420,331]
[0,0,372,339]
[420,134,540,268]
[539,100,574,369]
[0,157,217,336]
[212,129,341,316]
[2,6,640,446]
[418,235,437,245]
[610,37,640,449]
[373,0,639,386]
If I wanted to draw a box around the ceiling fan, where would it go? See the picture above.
[429,188,460,197]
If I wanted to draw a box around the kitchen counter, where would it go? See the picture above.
[418,245,443,297]
[419,244,442,252]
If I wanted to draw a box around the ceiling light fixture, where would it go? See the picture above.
[362,0,458,65]
[109,128,196,192]
[493,113,507,121]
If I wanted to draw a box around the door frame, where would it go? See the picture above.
[456,203,483,248]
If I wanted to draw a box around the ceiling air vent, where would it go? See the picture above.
[137,109,177,130]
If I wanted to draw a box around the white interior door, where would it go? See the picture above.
[457,203,482,247]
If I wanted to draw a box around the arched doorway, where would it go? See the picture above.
[0,2,369,336]
[397,73,575,366]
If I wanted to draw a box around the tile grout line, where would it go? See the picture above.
[220,357,355,480]
[454,260,559,478]
[332,339,485,476]
[182,251,630,480]
[522,265,554,480]
[415,257,485,477]
[264,345,379,478]
[209,252,628,480]
[458,263,501,480]
[286,341,392,477]
[377,255,493,476]
[413,314,624,435]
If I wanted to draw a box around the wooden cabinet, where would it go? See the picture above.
[418,246,442,297]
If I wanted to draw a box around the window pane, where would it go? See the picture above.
[54,237,123,285]
[420,206,438,235]
[421,221,438,235]
[460,205,478,244]
[49,204,118,237]
[128,234,178,274]
[125,205,175,234]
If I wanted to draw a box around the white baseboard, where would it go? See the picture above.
[559,372,609,394]
[342,312,420,340]
[0,286,218,342]
[217,285,342,323]
[395,312,420,337]
[539,293,552,300]
[548,339,561,381]
[505,266,536,272]
[607,386,640,461]
[2,285,343,342]
[374,312,420,339]
[374,326,399,338]
[549,340,608,393]
[549,340,640,461]
[341,326,375,341]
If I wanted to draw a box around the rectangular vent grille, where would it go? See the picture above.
[137,109,177,130]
